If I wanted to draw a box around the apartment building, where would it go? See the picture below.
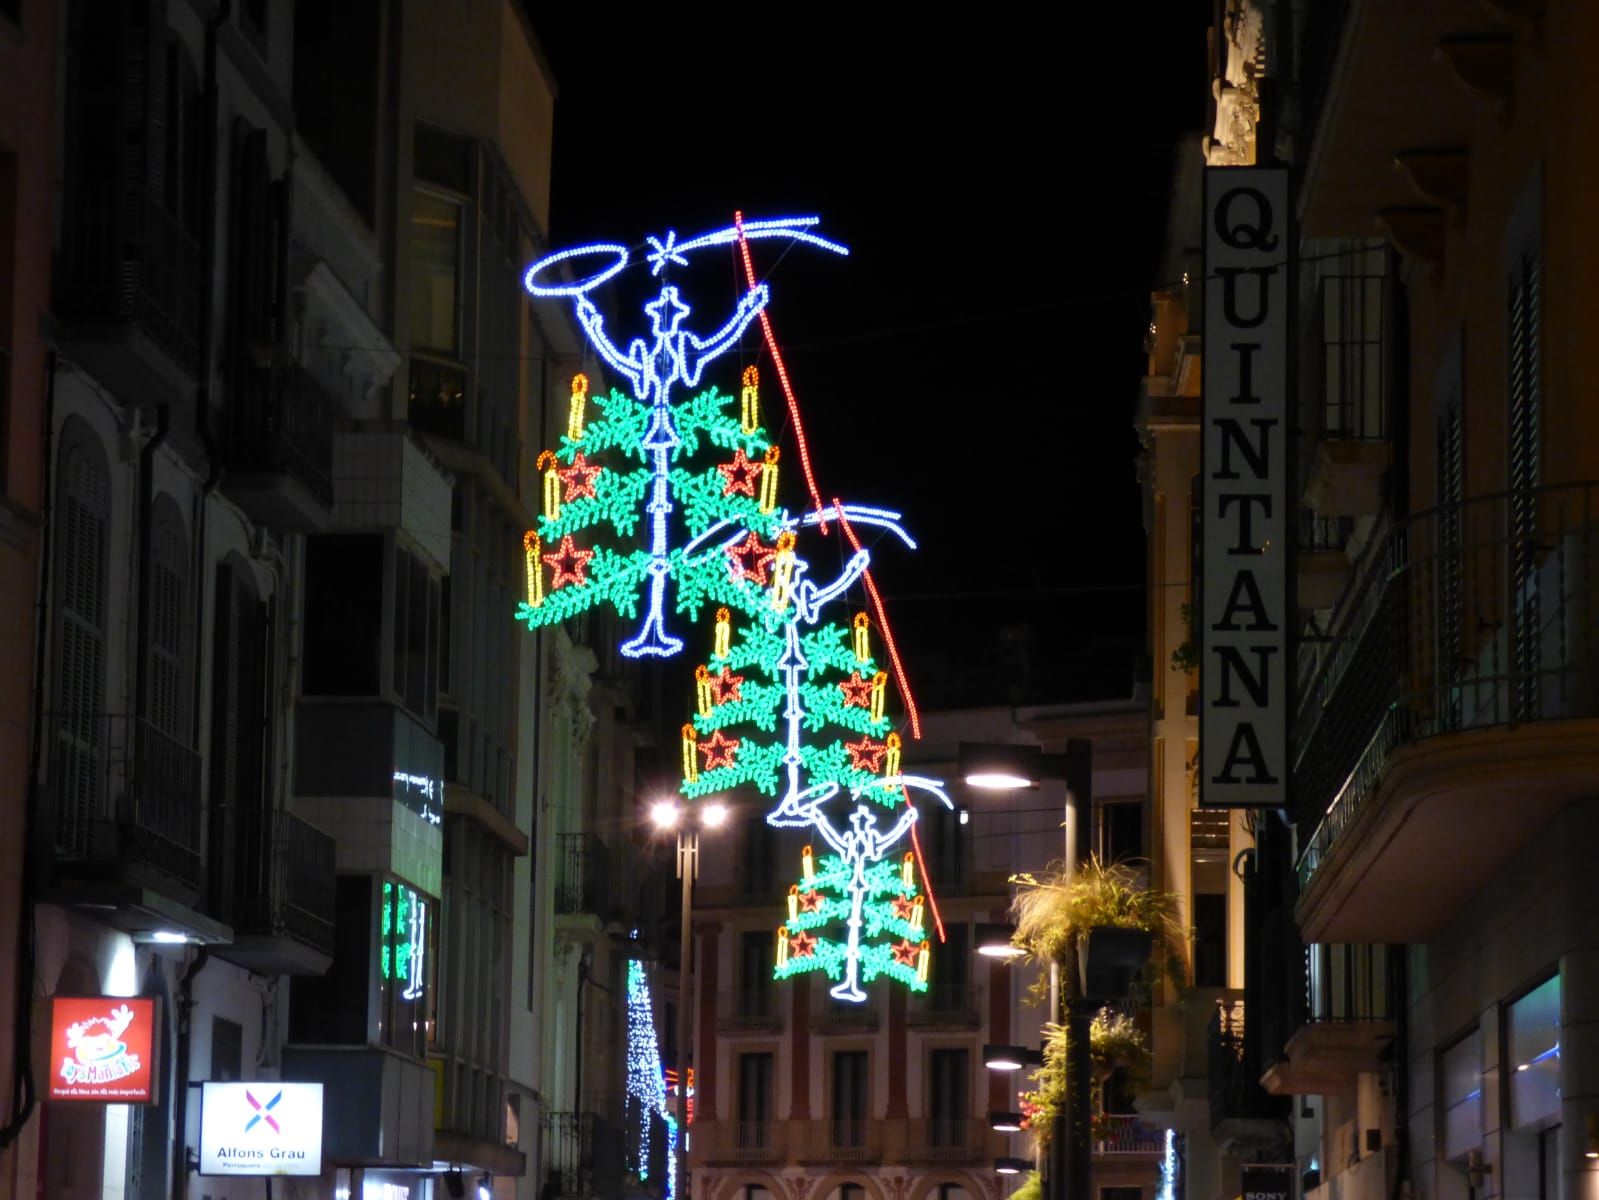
[683,699,1166,1200]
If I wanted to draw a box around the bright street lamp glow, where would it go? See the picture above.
[982,1044,1032,1072]
[701,802,729,828]
[976,942,1026,960]
[964,771,1035,791]
[150,930,189,944]
[651,800,681,829]
[994,1157,1030,1175]
[990,1110,1025,1133]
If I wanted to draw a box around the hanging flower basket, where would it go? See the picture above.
[1077,925,1153,1001]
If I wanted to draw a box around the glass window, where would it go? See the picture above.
[1442,1029,1482,1160]
[1510,975,1561,1129]
[411,191,460,355]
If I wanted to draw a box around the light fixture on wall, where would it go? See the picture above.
[990,1110,1025,1133]
[1585,1113,1599,1160]
[994,1157,1031,1176]
[981,1044,1034,1072]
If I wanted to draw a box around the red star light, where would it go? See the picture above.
[789,930,817,958]
[543,535,595,590]
[838,671,874,709]
[717,448,762,497]
[709,667,745,705]
[844,735,888,773]
[891,896,916,921]
[798,890,824,913]
[696,729,741,771]
[558,451,602,501]
[726,532,777,584]
[891,939,920,967]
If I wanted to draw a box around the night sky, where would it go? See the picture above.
[528,4,1212,708]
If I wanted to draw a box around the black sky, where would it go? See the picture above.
[527,4,1211,707]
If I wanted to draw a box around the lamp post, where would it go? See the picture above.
[651,797,729,1200]
[963,739,1093,1200]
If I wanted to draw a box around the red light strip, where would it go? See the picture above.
[734,211,828,526]
[833,501,921,740]
[907,798,948,944]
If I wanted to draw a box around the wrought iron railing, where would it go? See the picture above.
[45,712,203,891]
[544,1111,623,1198]
[225,359,335,505]
[907,985,979,1028]
[220,807,336,955]
[717,988,781,1030]
[1305,943,1391,1024]
[1295,482,1599,888]
[555,832,611,916]
[56,181,201,370]
[826,1116,875,1160]
[1207,997,1281,1128]
[910,1117,986,1163]
[720,1119,782,1162]
[1094,1114,1167,1155]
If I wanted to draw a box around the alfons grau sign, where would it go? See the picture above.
[1202,167,1289,807]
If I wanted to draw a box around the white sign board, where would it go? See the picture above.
[199,1081,324,1176]
[1201,166,1290,807]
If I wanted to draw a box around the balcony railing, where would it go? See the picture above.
[821,1117,878,1162]
[544,1111,623,1198]
[704,1119,784,1164]
[217,807,336,957]
[811,994,881,1032]
[1094,1114,1167,1155]
[1295,482,1599,888]
[225,358,335,506]
[56,181,201,371]
[717,988,782,1031]
[45,712,203,892]
[907,985,980,1028]
[1306,943,1391,1024]
[555,832,611,917]
[908,1117,987,1163]
[1207,998,1283,1129]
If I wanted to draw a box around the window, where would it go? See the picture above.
[1441,1029,1482,1160]
[51,423,110,854]
[209,559,273,922]
[928,923,968,1006]
[1506,172,1542,721]
[929,1047,968,1144]
[739,931,772,1017]
[832,1050,867,1147]
[147,499,188,738]
[740,820,777,897]
[210,1017,243,1081]
[737,1052,773,1144]
[922,803,966,893]
[1509,975,1561,1129]
[303,534,383,695]
[1101,800,1144,864]
[411,190,461,355]
[391,544,440,725]
[1193,892,1226,988]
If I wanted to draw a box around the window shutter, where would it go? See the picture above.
[54,440,110,854]
[1508,240,1542,720]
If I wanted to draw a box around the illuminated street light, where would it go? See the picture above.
[990,1110,1025,1133]
[975,922,1025,960]
[651,799,681,829]
[994,1157,1031,1175]
[982,1044,1034,1072]
[701,801,730,828]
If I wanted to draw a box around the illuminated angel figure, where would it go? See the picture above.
[524,217,847,658]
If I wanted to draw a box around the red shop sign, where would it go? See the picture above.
[48,996,159,1104]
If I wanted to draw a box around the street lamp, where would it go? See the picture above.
[994,1157,1032,1176]
[653,795,729,1199]
[975,922,1025,960]
[982,1044,1036,1072]
[964,739,1093,1200]
[990,1111,1026,1134]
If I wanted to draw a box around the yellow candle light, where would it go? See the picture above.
[776,926,789,968]
[695,665,713,716]
[681,724,699,784]
[917,941,930,983]
[787,886,799,922]
[902,853,915,888]
[714,606,732,659]
[539,450,561,521]
[911,895,925,932]
[852,613,871,663]
[802,845,815,883]
[523,531,543,608]
[870,671,888,723]
[567,372,590,441]
[741,365,760,433]
[771,531,797,611]
[885,731,902,778]
[758,446,780,513]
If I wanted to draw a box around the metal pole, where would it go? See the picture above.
[1062,739,1093,1200]
[675,830,697,1200]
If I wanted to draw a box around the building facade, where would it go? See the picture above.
[684,700,1166,1200]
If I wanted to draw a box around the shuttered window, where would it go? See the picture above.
[147,499,187,738]
[1507,192,1542,721]
[53,426,110,853]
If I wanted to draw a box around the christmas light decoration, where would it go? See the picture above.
[523,531,543,608]
[741,366,760,434]
[568,373,590,441]
[758,448,780,514]
[695,666,713,717]
[681,725,699,785]
[625,959,677,1200]
[540,451,561,521]
[714,607,732,658]
[852,613,871,662]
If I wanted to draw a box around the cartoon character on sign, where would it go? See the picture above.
[60,1003,141,1085]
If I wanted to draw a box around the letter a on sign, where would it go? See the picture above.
[1201,167,1290,808]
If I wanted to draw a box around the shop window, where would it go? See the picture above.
[1509,975,1561,1129]
[1442,1029,1483,1160]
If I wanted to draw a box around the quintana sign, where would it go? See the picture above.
[198,1081,325,1176]
[1201,167,1290,807]
[48,996,158,1103]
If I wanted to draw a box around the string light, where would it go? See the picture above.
[523,241,630,297]
[714,607,732,658]
[776,926,789,968]
[770,532,797,611]
[559,451,602,502]
[542,534,595,590]
[902,853,915,889]
[741,366,760,433]
[787,887,799,922]
[885,731,902,778]
[717,448,762,498]
[852,613,871,662]
[539,450,561,521]
[695,666,713,717]
[911,895,924,932]
[835,501,921,738]
[523,531,543,608]
[625,960,676,1200]
[568,373,590,441]
[869,671,888,723]
[917,941,931,983]
[802,845,814,882]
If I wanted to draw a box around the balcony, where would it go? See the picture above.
[211,808,337,975]
[1299,510,1357,611]
[716,988,783,1033]
[810,993,881,1033]
[803,1118,880,1165]
[906,985,980,1029]
[222,358,336,531]
[1208,998,1289,1152]
[1294,482,1599,942]
[701,1119,786,1165]
[555,833,620,942]
[55,181,201,388]
[282,1045,434,1166]
[1262,944,1394,1096]
[41,713,226,939]
[906,1118,989,1165]
[544,1112,624,1198]
[1093,1115,1167,1156]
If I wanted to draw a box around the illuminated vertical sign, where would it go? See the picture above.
[48,996,158,1103]
[1202,167,1290,807]
[380,880,428,1000]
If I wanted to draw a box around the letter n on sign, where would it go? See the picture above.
[1201,166,1290,808]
